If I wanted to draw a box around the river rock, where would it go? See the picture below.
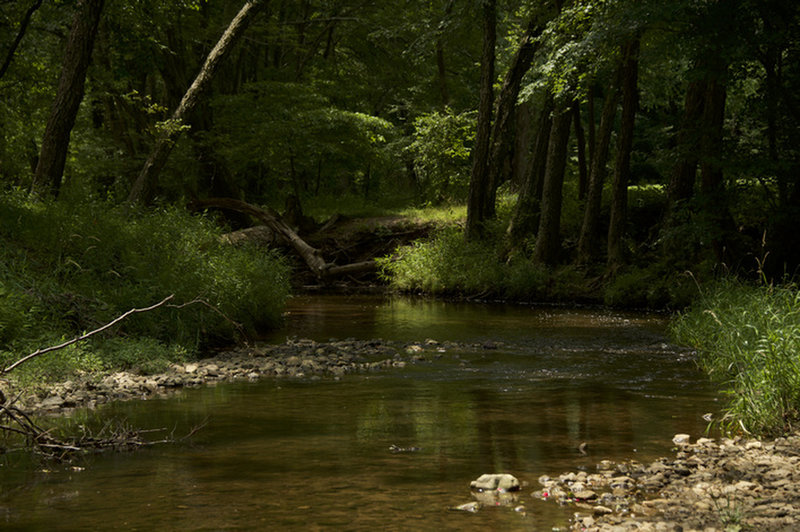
[451,501,480,513]
[671,433,691,446]
[470,473,520,492]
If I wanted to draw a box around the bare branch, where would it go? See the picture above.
[2,294,175,374]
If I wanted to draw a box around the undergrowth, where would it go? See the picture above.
[0,190,290,383]
[670,280,800,436]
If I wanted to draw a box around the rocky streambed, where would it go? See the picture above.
[13,337,494,414]
[533,432,800,531]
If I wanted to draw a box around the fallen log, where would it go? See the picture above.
[191,197,329,278]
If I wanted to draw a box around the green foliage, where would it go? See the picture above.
[604,266,700,309]
[378,218,585,301]
[0,190,289,382]
[671,280,800,436]
[405,109,476,203]
[213,82,398,201]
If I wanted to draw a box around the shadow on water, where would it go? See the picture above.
[0,295,718,531]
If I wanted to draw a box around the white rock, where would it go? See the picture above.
[672,433,691,445]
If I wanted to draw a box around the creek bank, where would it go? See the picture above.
[13,338,503,415]
[536,433,800,531]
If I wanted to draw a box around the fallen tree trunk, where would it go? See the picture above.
[194,197,387,282]
[324,261,379,278]
[192,197,331,278]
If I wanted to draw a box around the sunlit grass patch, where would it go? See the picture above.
[670,280,800,436]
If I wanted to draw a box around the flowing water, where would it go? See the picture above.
[0,295,718,531]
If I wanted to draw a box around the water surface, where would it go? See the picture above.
[0,295,717,530]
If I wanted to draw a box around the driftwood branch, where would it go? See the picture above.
[2,295,176,375]
[3,294,247,375]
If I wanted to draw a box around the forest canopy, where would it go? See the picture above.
[0,0,798,297]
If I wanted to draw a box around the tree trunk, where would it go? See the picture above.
[0,0,44,81]
[573,99,588,200]
[127,0,267,205]
[699,78,726,196]
[586,86,596,168]
[507,96,552,248]
[607,39,640,270]
[532,101,572,265]
[191,197,328,277]
[484,21,543,217]
[31,0,104,197]
[464,0,496,240]
[576,80,620,265]
[511,100,534,191]
[666,79,706,213]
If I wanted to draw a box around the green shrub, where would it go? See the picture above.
[0,190,290,381]
[670,280,800,435]
[379,225,555,301]
[604,265,700,309]
[405,109,476,204]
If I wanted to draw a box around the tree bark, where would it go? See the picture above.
[576,80,620,265]
[666,79,706,213]
[507,96,552,248]
[572,99,588,200]
[532,101,572,265]
[511,100,534,190]
[607,39,640,270]
[127,0,267,205]
[464,0,496,240]
[699,78,726,196]
[484,21,543,217]
[31,0,104,197]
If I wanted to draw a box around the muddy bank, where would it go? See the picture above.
[13,338,498,415]
[536,432,800,531]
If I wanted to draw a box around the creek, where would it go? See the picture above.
[0,295,718,530]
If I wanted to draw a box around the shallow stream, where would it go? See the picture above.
[0,295,718,530]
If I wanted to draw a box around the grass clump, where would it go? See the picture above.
[670,280,800,436]
[0,190,290,383]
[378,223,589,301]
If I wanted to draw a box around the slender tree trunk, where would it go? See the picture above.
[465,0,496,240]
[0,0,44,81]
[127,0,267,205]
[31,0,104,197]
[699,78,726,196]
[572,99,588,200]
[586,86,596,167]
[532,101,572,265]
[507,96,553,248]
[608,39,640,270]
[484,21,543,217]
[666,79,706,213]
[576,80,620,265]
[511,100,534,190]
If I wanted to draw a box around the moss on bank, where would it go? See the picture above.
[0,190,290,384]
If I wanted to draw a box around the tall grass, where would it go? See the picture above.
[377,224,587,301]
[670,280,800,436]
[0,190,290,382]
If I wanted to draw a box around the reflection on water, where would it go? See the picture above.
[0,296,717,531]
